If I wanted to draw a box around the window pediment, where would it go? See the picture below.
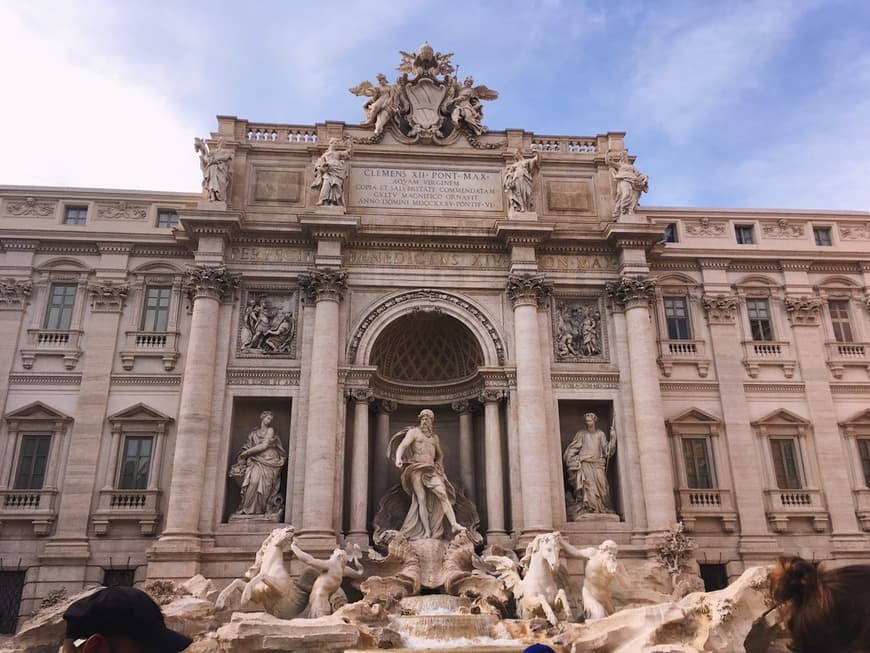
[107,403,173,426]
[5,401,71,425]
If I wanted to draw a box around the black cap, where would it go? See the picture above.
[63,586,192,653]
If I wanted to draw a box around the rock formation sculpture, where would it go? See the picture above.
[563,412,617,517]
[194,137,233,202]
[290,541,364,618]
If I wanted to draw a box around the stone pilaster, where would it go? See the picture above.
[785,294,862,542]
[299,269,347,544]
[605,277,675,534]
[347,388,373,544]
[452,400,477,499]
[153,265,239,570]
[701,291,776,554]
[480,389,507,541]
[372,400,397,509]
[506,273,555,535]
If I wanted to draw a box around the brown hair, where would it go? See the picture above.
[769,556,870,652]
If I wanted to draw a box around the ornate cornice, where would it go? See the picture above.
[183,265,241,301]
[702,293,739,324]
[9,374,82,386]
[697,258,730,270]
[225,368,301,386]
[110,374,182,386]
[0,279,32,309]
[660,382,719,393]
[97,242,134,255]
[779,260,813,272]
[298,268,347,304]
[88,281,129,312]
[743,383,806,394]
[506,273,552,308]
[784,295,824,326]
[550,372,620,389]
[347,388,374,403]
[1,239,39,251]
[605,276,656,309]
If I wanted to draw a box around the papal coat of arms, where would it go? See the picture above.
[349,42,500,147]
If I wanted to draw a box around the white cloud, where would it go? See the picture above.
[0,4,201,192]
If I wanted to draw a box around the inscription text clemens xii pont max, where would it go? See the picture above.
[349,166,502,211]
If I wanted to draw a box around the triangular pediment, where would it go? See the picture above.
[5,401,71,423]
[840,408,870,427]
[752,408,810,427]
[668,407,721,425]
[107,403,173,424]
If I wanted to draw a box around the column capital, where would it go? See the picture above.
[183,265,241,301]
[479,388,506,404]
[605,276,656,309]
[376,399,398,414]
[451,399,478,414]
[0,279,32,310]
[88,281,129,313]
[702,292,740,324]
[299,268,347,304]
[784,295,824,326]
[347,387,373,403]
[506,273,551,308]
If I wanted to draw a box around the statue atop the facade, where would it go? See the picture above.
[556,302,601,360]
[444,76,499,136]
[290,541,364,618]
[349,42,499,147]
[503,149,541,213]
[194,137,233,202]
[564,412,617,517]
[311,137,352,207]
[391,409,465,540]
[606,150,649,218]
[560,538,622,620]
[229,411,287,519]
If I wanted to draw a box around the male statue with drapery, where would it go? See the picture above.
[229,411,287,519]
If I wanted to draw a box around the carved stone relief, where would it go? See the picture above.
[238,290,299,357]
[761,219,804,239]
[702,293,739,324]
[840,222,870,240]
[553,298,605,362]
[88,281,129,312]
[0,279,32,308]
[784,295,824,325]
[95,201,148,221]
[5,197,55,217]
[685,218,726,237]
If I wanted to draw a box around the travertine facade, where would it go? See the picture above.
[1,46,870,633]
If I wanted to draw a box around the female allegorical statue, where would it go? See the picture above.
[230,411,287,519]
[563,412,617,516]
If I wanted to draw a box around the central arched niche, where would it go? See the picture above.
[369,311,484,385]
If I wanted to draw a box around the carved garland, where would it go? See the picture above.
[348,289,506,366]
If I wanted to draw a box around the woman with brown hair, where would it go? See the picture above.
[769,555,870,652]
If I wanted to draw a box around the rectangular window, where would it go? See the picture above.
[746,298,774,341]
[663,223,678,243]
[858,439,870,487]
[0,571,26,634]
[829,300,853,343]
[770,438,803,489]
[103,569,135,588]
[63,206,88,225]
[118,435,153,490]
[140,286,171,332]
[663,296,692,340]
[157,210,178,228]
[735,224,755,244]
[813,227,832,246]
[43,282,77,330]
[681,437,714,489]
[14,434,51,490]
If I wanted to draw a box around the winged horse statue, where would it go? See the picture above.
[484,531,573,625]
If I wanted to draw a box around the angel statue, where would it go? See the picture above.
[194,137,233,202]
[311,137,352,207]
[290,541,364,618]
[349,74,404,137]
[444,75,499,136]
[606,150,649,218]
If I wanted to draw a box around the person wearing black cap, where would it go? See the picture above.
[62,586,192,653]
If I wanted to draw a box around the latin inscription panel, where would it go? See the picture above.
[349,166,503,211]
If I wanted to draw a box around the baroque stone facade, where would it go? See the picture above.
[1,44,870,633]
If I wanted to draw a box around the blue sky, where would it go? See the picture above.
[1,0,868,211]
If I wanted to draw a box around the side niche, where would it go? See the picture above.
[237,289,299,358]
[552,297,607,362]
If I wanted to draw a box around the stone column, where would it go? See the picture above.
[161,266,239,542]
[785,295,861,539]
[452,400,476,499]
[347,388,372,544]
[480,389,507,540]
[701,293,772,543]
[507,274,555,535]
[372,400,397,507]
[606,277,676,533]
[299,269,347,543]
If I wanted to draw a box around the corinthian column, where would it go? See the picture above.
[162,266,240,539]
[347,388,373,544]
[606,277,676,533]
[299,269,347,542]
[507,274,555,535]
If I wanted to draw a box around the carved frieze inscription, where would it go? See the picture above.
[349,166,502,211]
[229,246,314,265]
